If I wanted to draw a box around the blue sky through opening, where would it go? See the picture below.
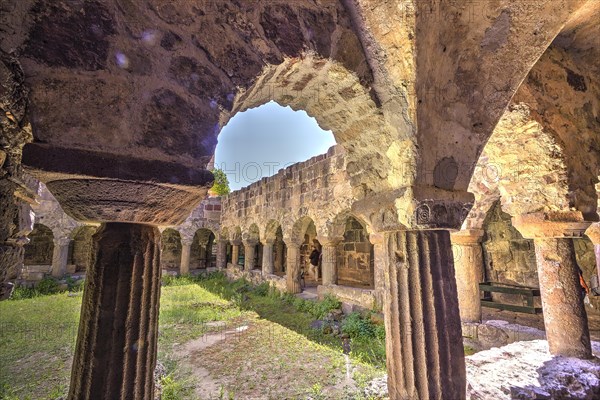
[214,101,337,191]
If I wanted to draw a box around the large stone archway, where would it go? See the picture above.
[2,1,600,399]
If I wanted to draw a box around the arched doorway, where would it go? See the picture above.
[336,216,374,289]
[191,228,217,269]
[291,217,320,290]
[24,223,54,267]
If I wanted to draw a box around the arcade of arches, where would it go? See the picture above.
[1,1,600,399]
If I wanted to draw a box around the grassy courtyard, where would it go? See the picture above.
[0,273,385,399]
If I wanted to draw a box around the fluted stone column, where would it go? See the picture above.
[216,240,227,270]
[384,230,465,400]
[370,233,387,308]
[243,241,256,271]
[317,236,341,286]
[286,243,301,294]
[180,238,192,275]
[262,240,274,275]
[231,241,240,267]
[451,229,484,323]
[51,236,71,277]
[513,213,592,359]
[69,223,161,400]
[586,224,600,286]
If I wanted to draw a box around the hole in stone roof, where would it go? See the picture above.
[214,101,336,191]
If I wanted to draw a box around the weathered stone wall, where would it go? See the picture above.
[23,223,53,265]
[336,217,373,288]
[481,202,539,308]
[69,226,96,272]
[161,229,181,269]
[221,145,358,241]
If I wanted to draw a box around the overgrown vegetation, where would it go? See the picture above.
[9,276,84,300]
[1,272,389,399]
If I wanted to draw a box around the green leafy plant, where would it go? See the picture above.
[9,286,40,300]
[209,168,231,196]
[35,276,60,295]
[342,312,376,338]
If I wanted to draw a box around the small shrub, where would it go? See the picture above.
[9,285,40,300]
[342,312,375,338]
[160,374,190,400]
[252,282,270,296]
[36,276,60,295]
[312,294,341,319]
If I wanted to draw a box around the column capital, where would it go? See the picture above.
[180,237,194,246]
[243,239,258,247]
[316,236,343,246]
[260,238,275,246]
[231,239,242,246]
[351,185,474,232]
[450,229,484,244]
[585,223,600,245]
[512,212,592,239]
[53,236,71,246]
[283,236,303,247]
[368,232,385,245]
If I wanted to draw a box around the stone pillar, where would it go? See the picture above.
[286,243,301,294]
[585,224,600,286]
[231,241,240,267]
[262,240,274,275]
[68,223,161,400]
[51,236,71,277]
[513,213,592,359]
[370,233,387,307]
[450,229,484,323]
[317,236,341,286]
[179,238,192,275]
[198,237,210,268]
[216,240,227,270]
[274,240,284,272]
[384,230,466,400]
[243,241,256,271]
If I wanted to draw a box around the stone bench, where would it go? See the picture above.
[479,282,542,314]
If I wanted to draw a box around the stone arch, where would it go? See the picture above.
[24,223,54,266]
[231,226,242,243]
[335,215,374,289]
[413,1,594,194]
[242,223,262,270]
[68,225,98,272]
[220,227,230,242]
[227,55,402,197]
[191,228,217,269]
[161,228,182,270]
[263,219,283,242]
[466,103,571,226]
[329,210,372,239]
[289,216,318,246]
[243,223,261,243]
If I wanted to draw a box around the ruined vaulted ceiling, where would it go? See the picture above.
[465,1,600,226]
[1,0,372,173]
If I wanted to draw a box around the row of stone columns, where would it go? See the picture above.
[225,235,386,303]
[178,235,220,275]
[452,215,597,359]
